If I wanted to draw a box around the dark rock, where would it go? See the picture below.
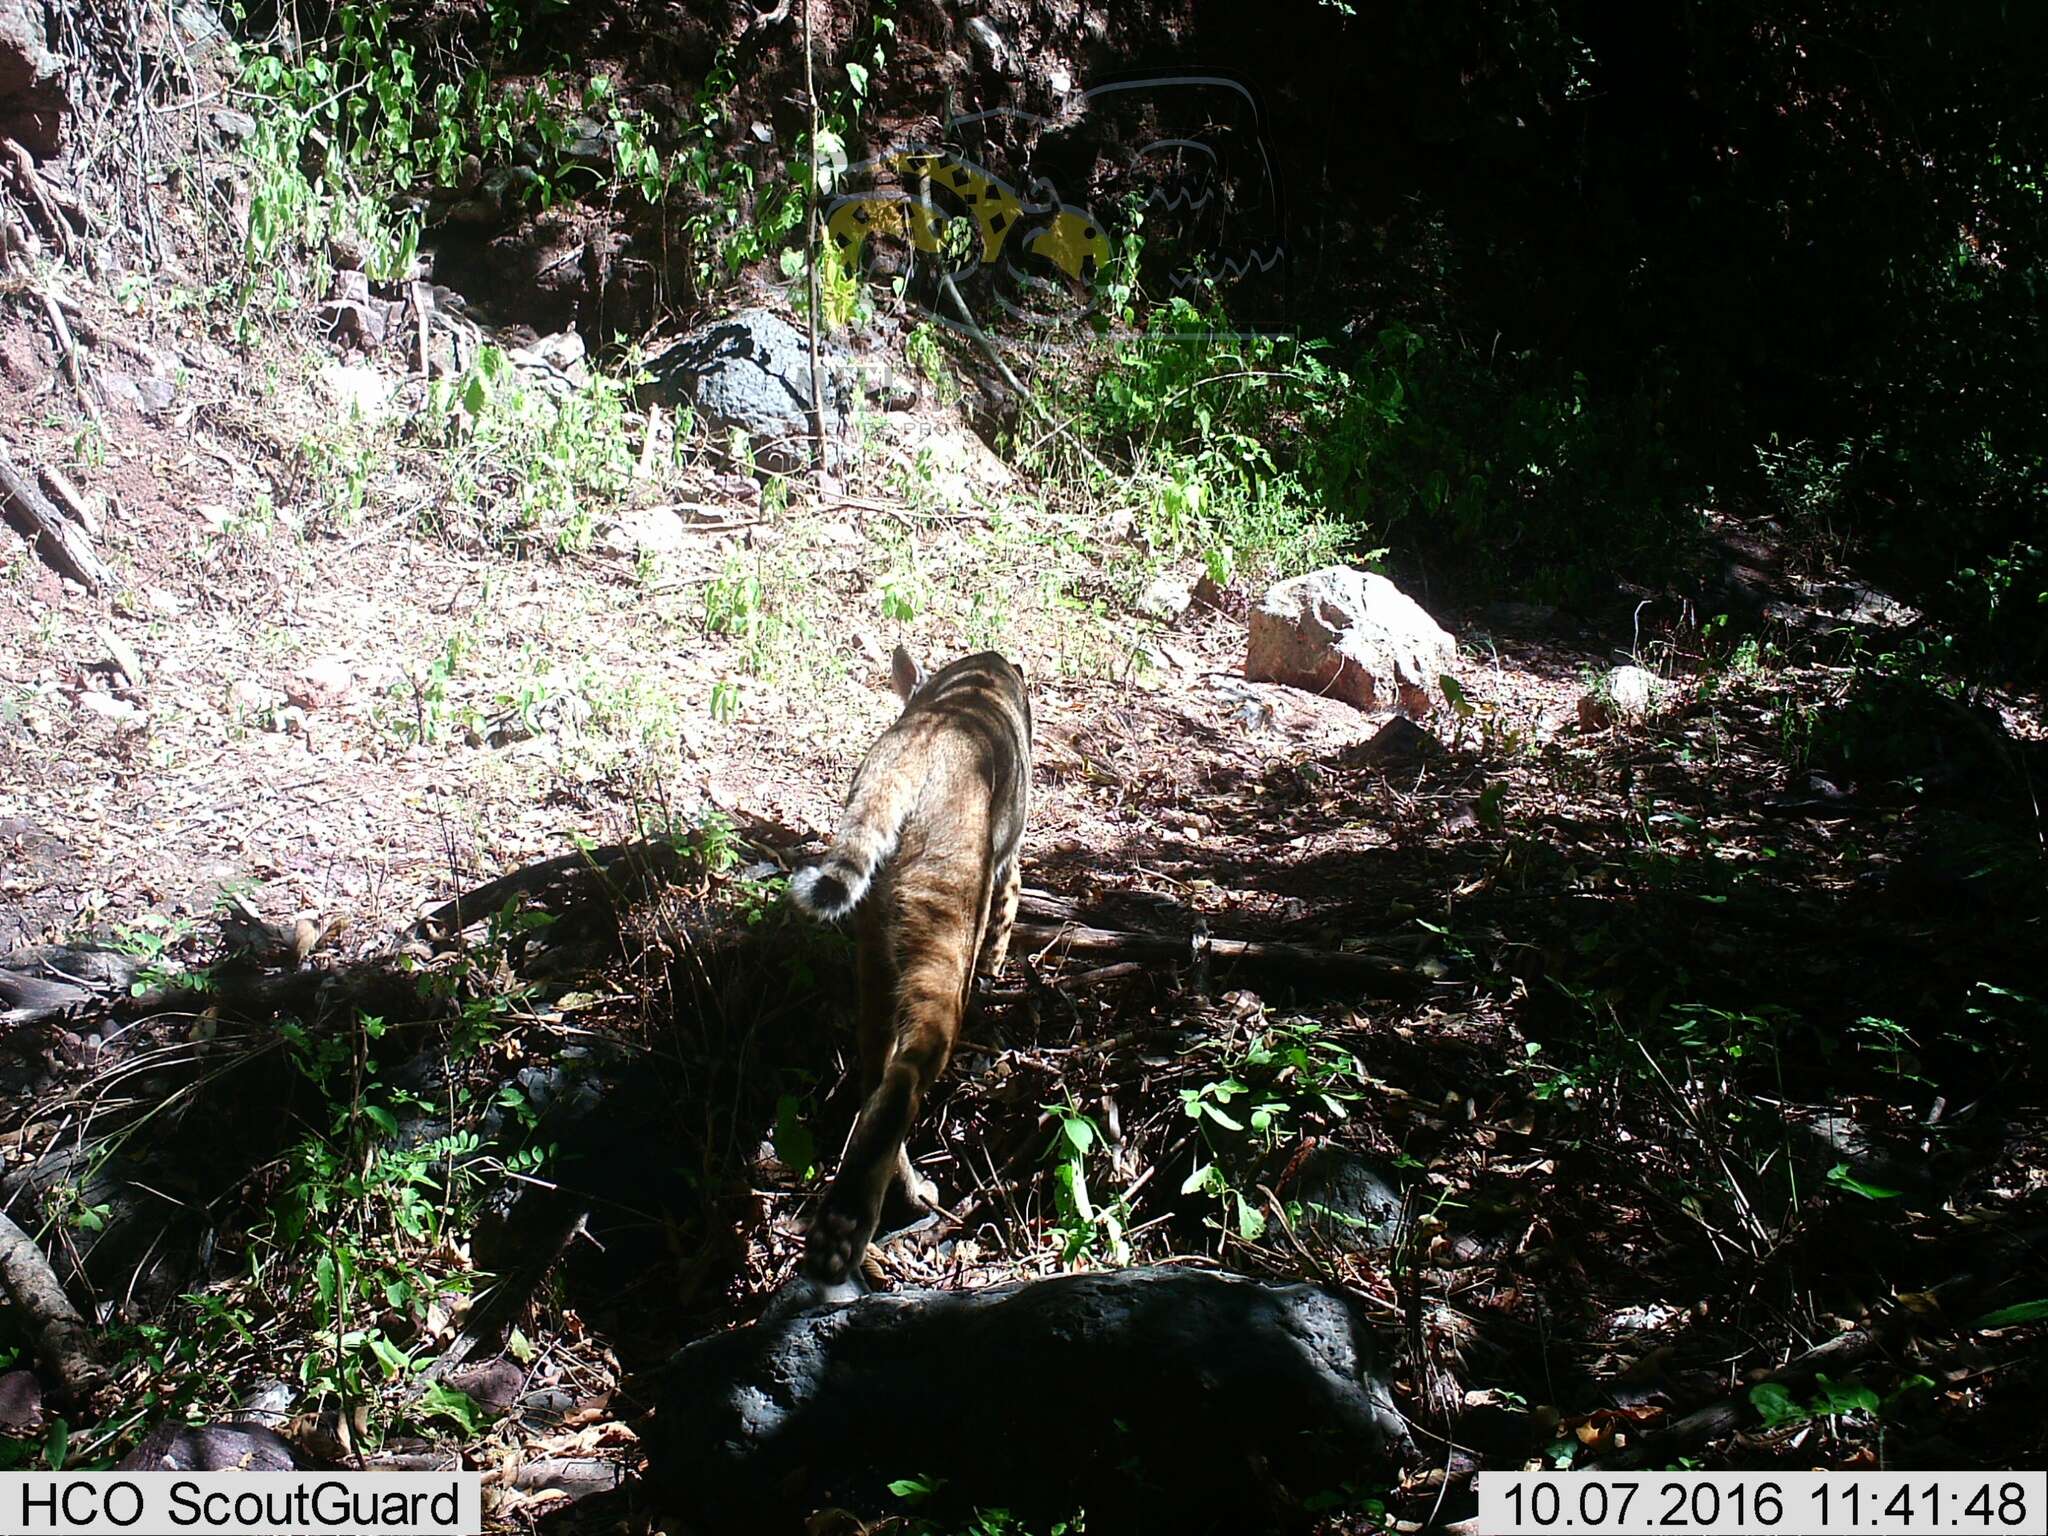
[1338,717,1443,772]
[0,0,66,156]
[448,1356,525,1415]
[1791,1112,1941,1204]
[118,1421,299,1472]
[0,1369,43,1433]
[1290,1146,1408,1250]
[641,307,852,474]
[646,1267,1410,1531]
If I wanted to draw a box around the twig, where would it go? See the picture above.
[36,287,101,421]
[938,272,1113,478]
[0,1210,105,1405]
[38,463,100,537]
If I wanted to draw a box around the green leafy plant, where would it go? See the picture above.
[1044,1103,1129,1266]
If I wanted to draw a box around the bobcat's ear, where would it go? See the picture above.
[890,645,925,701]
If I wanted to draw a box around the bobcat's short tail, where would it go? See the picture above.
[790,792,911,920]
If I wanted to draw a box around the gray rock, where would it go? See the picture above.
[233,1380,294,1429]
[97,370,177,418]
[1246,566,1457,717]
[118,1421,299,1472]
[1139,572,1195,621]
[648,1267,1409,1531]
[642,307,851,474]
[963,15,1014,75]
[1292,1146,1408,1250]
[207,107,257,142]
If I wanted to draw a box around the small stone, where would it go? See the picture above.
[286,656,353,711]
[316,361,394,420]
[1577,665,1672,730]
[76,691,145,727]
[1138,573,1194,621]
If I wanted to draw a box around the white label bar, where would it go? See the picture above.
[1478,1471,2048,1536]
[0,1472,482,1535]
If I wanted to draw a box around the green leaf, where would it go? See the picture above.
[888,1475,938,1503]
[1235,1196,1267,1240]
[845,62,869,98]
[44,1417,68,1472]
[315,1252,338,1312]
[1181,1163,1224,1197]
[1060,1115,1095,1156]
[361,1104,399,1137]
[1200,1103,1244,1131]
[1824,1163,1903,1200]
[1748,1381,1809,1428]
[367,1333,411,1379]
[1811,1373,1879,1418]
[774,1094,817,1181]
[1972,1298,2048,1329]
[419,1381,485,1436]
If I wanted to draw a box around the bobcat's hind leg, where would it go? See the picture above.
[892,1144,940,1211]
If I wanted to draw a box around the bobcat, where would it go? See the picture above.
[788,645,1033,1297]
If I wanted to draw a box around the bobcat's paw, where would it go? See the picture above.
[803,1204,868,1290]
[762,1269,865,1321]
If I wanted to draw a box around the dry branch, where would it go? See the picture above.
[1013,918,1415,995]
[0,442,114,591]
[0,1210,105,1405]
[37,462,100,537]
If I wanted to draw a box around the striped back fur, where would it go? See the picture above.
[788,645,1032,1294]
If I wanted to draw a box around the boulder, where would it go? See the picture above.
[641,308,851,474]
[0,0,64,157]
[1246,566,1456,717]
[646,1267,1410,1531]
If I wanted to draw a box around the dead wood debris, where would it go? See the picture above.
[0,1210,105,1405]
[0,440,114,591]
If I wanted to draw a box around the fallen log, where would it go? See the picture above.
[1013,918,1417,995]
[0,943,142,1028]
[0,1211,104,1405]
[645,1267,1411,1532]
[0,443,113,592]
